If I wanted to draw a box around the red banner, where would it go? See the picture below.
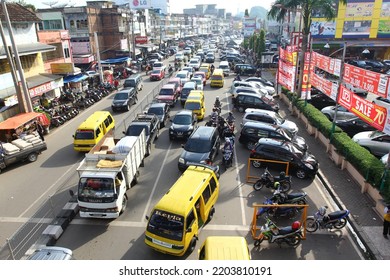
[343,64,390,98]
[279,47,296,65]
[311,51,342,76]
[135,36,148,44]
[338,85,387,131]
[278,60,295,91]
[300,52,315,98]
[310,72,338,100]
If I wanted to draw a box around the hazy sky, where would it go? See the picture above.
[27,0,274,14]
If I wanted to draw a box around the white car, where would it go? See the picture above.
[352,130,390,157]
[241,108,298,134]
[190,76,204,91]
[188,58,201,71]
[152,62,166,72]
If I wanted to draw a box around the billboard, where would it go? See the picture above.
[343,20,371,37]
[129,0,152,9]
[345,1,375,17]
[310,21,336,38]
[243,17,256,37]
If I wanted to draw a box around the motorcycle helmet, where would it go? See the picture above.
[216,96,220,101]
[225,137,231,143]
[229,112,233,116]
[274,181,280,189]
[279,171,286,178]
[319,206,327,216]
[292,221,301,230]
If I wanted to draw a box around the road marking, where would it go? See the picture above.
[224,91,247,226]
[141,142,173,222]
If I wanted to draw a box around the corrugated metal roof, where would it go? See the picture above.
[0,42,56,58]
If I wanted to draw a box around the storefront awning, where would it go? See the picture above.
[0,112,45,130]
[0,43,56,59]
[100,57,131,64]
[63,74,88,84]
[26,73,63,89]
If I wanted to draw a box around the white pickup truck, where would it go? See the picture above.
[74,129,146,218]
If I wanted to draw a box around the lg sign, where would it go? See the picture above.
[130,0,150,9]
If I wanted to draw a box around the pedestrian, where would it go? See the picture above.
[383,205,390,238]
[35,121,45,141]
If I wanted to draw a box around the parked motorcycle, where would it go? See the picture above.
[305,206,350,233]
[254,217,303,247]
[253,168,292,192]
[270,185,307,205]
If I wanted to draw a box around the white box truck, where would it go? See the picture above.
[75,129,146,218]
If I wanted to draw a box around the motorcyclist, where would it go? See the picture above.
[210,64,215,74]
[223,137,234,154]
[210,107,218,122]
[226,112,235,124]
[168,64,173,75]
[234,74,241,81]
[214,96,222,108]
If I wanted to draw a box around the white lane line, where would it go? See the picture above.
[19,161,81,218]
[224,91,246,226]
[141,142,173,222]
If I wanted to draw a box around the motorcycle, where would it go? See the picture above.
[305,206,350,233]
[253,167,292,192]
[254,217,303,247]
[256,195,303,219]
[222,137,235,169]
[270,186,307,206]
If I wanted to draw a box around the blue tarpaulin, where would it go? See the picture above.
[100,57,130,64]
[63,74,88,83]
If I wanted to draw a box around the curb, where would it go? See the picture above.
[317,170,378,260]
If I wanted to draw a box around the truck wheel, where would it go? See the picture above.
[146,143,151,157]
[131,171,139,187]
[28,153,38,162]
[188,237,197,254]
[120,195,128,215]
[155,129,159,140]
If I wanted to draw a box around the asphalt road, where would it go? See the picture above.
[0,55,364,260]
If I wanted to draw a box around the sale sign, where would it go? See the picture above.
[343,64,390,98]
[338,85,387,131]
[279,47,297,65]
[278,60,295,91]
[311,51,342,76]
[310,72,338,100]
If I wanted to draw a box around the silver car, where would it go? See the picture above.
[321,105,356,121]
[352,130,390,157]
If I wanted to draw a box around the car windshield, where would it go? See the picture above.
[151,70,161,74]
[173,115,192,125]
[184,101,201,110]
[78,178,115,199]
[159,88,174,95]
[177,73,188,78]
[369,130,385,139]
[114,92,129,100]
[148,107,163,116]
[211,75,222,80]
[192,79,202,85]
[284,143,304,157]
[276,127,293,141]
[75,130,94,140]
[147,210,184,241]
[274,112,285,124]
[184,138,212,153]
[126,125,150,136]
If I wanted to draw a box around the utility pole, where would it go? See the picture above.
[131,12,136,61]
[94,32,104,83]
[126,13,131,59]
[2,0,33,112]
[0,17,24,113]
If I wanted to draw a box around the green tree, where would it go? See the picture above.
[10,0,36,11]
[267,0,345,97]
[257,29,266,60]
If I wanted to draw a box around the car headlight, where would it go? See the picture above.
[123,101,128,105]
[179,158,185,164]
[304,163,314,170]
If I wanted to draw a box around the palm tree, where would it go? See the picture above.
[268,0,346,97]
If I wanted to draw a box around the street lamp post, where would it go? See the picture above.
[330,42,347,140]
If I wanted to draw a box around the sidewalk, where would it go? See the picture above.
[261,69,390,260]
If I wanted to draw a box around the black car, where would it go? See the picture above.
[178,126,221,171]
[233,92,279,113]
[364,60,389,73]
[347,60,373,71]
[238,121,307,151]
[169,110,197,140]
[111,88,137,112]
[234,64,257,75]
[124,114,160,156]
[250,138,319,179]
[335,117,376,138]
[146,102,171,128]
[307,89,336,110]
[205,54,215,63]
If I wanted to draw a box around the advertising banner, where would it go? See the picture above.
[342,20,371,37]
[345,1,375,17]
[278,60,295,91]
[338,85,387,131]
[343,64,390,98]
[310,72,339,100]
[135,36,148,44]
[279,47,296,65]
[129,0,152,9]
[300,52,314,98]
[310,21,336,38]
[311,51,342,76]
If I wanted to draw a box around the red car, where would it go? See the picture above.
[156,84,179,107]
[167,77,183,94]
[150,69,165,81]
[193,71,206,86]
